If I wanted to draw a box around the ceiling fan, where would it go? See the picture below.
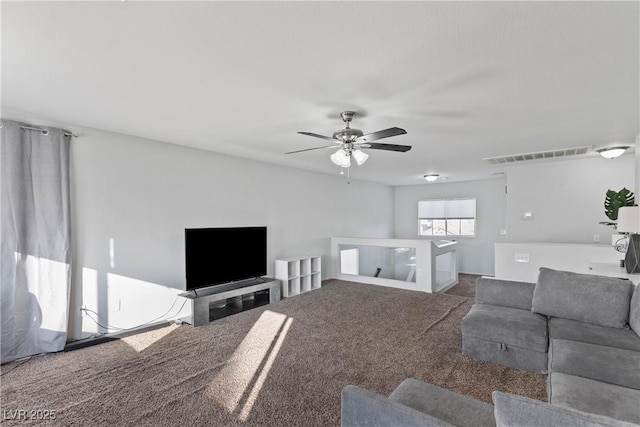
[286,111,411,169]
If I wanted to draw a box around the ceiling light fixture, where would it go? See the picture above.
[424,174,439,182]
[330,149,351,168]
[597,146,630,159]
[288,111,410,180]
[351,149,369,166]
[330,147,369,169]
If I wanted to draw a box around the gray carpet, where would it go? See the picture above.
[445,273,478,298]
[0,278,545,426]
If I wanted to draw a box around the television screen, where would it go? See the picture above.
[185,227,267,291]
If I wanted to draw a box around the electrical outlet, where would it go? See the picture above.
[515,253,530,263]
[79,305,87,317]
[499,229,507,235]
[593,234,600,242]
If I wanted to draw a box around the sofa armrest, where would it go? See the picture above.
[341,385,456,427]
[476,277,535,310]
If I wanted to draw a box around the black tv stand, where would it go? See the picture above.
[180,278,280,326]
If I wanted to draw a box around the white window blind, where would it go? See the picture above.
[444,199,476,219]
[418,200,446,218]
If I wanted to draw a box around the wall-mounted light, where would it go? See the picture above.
[597,146,630,159]
[424,174,439,182]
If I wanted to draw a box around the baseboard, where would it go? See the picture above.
[64,320,176,352]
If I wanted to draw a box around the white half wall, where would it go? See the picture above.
[67,126,394,340]
[505,155,635,244]
[393,178,507,276]
[495,242,626,283]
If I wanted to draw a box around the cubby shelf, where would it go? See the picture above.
[275,255,322,298]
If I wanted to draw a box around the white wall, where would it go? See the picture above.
[69,127,394,340]
[505,155,635,244]
[393,178,507,275]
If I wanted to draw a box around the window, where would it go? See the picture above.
[418,198,476,237]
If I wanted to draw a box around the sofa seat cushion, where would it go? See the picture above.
[462,304,548,352]
[548,317,640,351]
[549,372,640,425]
[532,268,633,329]
[493,391,638,427]
[389,379,496,427]
[549,339,640,390]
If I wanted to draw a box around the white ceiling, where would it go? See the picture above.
[2,1,638,186]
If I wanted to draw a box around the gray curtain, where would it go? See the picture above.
[1,120,71,363]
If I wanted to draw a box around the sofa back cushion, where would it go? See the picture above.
[475,277,536,310]
[630,285,640,336]
[493,391,638,427]
[532,268,633,329]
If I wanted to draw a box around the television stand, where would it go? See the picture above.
[180,278,280,326]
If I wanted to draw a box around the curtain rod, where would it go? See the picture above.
[0,122,78,138]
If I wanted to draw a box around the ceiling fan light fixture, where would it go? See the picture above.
[352,148,369,166]
[424,174,439,182]
[331,148,351,168]
[291,111,411,174]
[597,146,630,159]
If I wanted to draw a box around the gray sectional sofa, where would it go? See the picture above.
[341,268,640,426]
[342,378,639,427]
[462,268,640,425]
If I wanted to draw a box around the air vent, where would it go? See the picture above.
[484,146,592,165]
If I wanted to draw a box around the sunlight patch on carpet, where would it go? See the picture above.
[206,310,293,419]
[121,324,179,352]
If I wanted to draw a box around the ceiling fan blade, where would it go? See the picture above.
[359,127,407,142]
[285,145,335,155]
[365,143,412,152]
[297,131,336,142]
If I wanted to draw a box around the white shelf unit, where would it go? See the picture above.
[275,255,322,298]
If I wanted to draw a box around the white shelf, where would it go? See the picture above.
[311,271,321,290]
[275,255,322,298]
[301,258,311,276]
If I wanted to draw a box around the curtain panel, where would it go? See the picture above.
[1,120,71,363]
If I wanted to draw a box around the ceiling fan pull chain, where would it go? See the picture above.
[347,167,351,184]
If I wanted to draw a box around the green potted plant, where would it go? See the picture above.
[605,187,635,221]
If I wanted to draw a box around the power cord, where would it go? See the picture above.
[3,297,188,376]
[614,235,629,253]
[80,295,189,332]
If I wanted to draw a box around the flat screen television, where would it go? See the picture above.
[185,226,267,292]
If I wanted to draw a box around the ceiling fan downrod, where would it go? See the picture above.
[341,111,355,128]
[334,112,363,142]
